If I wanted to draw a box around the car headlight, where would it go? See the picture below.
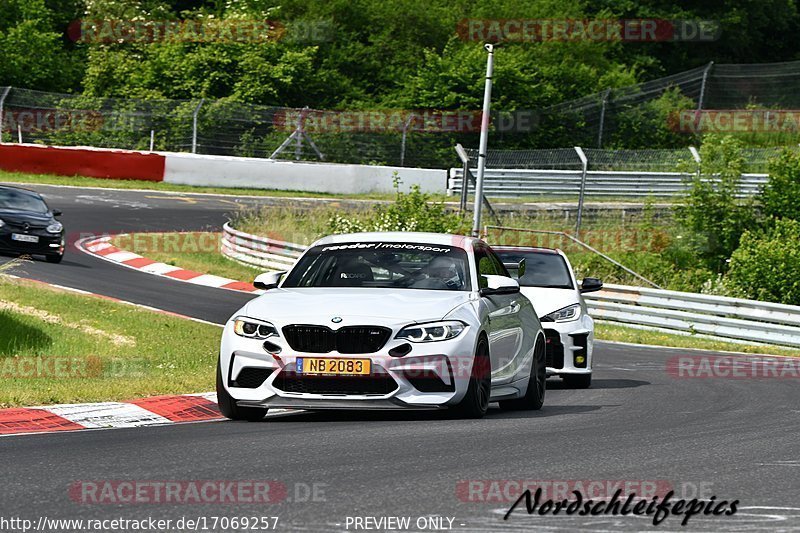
[46,222,63,234]
[542,304,581,323]
[232,317,278,339]
[0,218,4,228]
[396,321,466,342]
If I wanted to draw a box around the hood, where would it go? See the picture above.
[242,287,473,325]
[518,286,580,318]
[0,209,53,227]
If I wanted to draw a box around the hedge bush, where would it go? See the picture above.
[726,218,800,305]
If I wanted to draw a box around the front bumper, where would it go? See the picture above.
[542,314,594,376]
[219,321,480,410]
[0,230,64,256]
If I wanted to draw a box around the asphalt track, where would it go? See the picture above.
[1,183,798,532]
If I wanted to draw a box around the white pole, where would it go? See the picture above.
[150,130,155,151]
[17,124,22,143]
[472,43,495,238]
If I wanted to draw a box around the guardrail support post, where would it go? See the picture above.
[574,146,588,239]
[689,146,701,179]
[191,98,204,154]
[455,144,470,214]
[0,87,11,143]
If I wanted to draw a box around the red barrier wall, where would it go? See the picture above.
[0,144,165,182]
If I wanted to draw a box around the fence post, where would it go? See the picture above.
[597,88,611,148]
[191,98,204,154]
[17,124,22,144]
[697,62,714,112]
[574,146,588,239]
[399,115,413,167]
[0,87,11,143]
[149,130,155,151]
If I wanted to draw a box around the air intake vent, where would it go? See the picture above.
[232,368,273,388]
[282,325,391,354]
[273,371,398,395]
[543,328,564,369]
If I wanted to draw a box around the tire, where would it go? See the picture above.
[500,336,546,411]
[563,373,592,389]
[451,336,491,419]
[45,253,63,264]
[216,360,269,421]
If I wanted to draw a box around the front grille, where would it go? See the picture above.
[232,367,273,388]
[544,329,564,369]
[4,222,47,231]
[273,371,398,395]
[282,325,391,354]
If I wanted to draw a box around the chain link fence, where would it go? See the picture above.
[2,60,800,168]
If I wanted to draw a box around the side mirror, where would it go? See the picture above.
[480,275,520,296]
[254,270,286,291]
[580,277,603,294]
[502,258,526,280]
[52,209,62,217]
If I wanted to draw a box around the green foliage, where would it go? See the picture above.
[725,218,800,305]
[762,149,800,221]
[328,173,464,234]
[608,88,699,149]
[675,135,759,270]
[0,0,84,91]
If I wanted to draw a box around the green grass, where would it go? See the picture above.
[596,323,800,357]
[0,276,222,407]
[110,232,264,282]
[0,170,400,201]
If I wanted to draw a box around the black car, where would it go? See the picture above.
[0,186,65,263]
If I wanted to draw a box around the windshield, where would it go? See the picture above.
[495,250,574,289]
[0,189,49,214]
[282,242,471,291]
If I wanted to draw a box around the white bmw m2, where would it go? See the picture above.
[218,232,546,420]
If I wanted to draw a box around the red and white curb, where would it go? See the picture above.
[76,235,263,294]
[0,393,294,437]
[0,393,221,436]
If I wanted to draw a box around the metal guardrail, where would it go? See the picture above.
[585,284,800,348]
[221,222,304,271]
[221,224,800,348]
[448,169,769,198]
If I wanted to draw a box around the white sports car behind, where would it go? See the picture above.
[218,232,546,420]
[494,246,603,389]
